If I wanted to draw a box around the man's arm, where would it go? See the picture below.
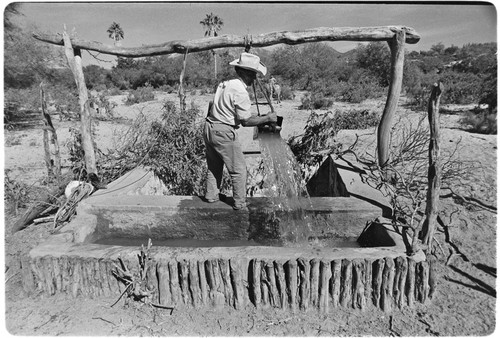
[240,112,277,127]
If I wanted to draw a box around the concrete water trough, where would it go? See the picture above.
[21,156,431,313]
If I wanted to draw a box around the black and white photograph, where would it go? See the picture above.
[3,1,497,336]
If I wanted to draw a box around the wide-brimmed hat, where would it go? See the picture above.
[229,52,267,76]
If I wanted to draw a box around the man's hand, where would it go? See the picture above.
[267,111,278,123]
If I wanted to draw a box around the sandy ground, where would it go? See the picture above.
[3,90,497,336]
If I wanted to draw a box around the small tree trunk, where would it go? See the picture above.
[421,82,444,253]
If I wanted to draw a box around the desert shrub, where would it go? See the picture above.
[5,134,23,146]
[333,109,380,130]
[4,170,32,215]
[91,92,117,121]
[106,87,122,96]
[459,108,497,134]
[125,83,155,105]
[279,85,295,100]
[141,101,207,195]
[340,70,385,103]
[4,86,41,123]
[299,92,333,110]
[158,84,176,94]
[288,110,343,181]
[439,70,482,104]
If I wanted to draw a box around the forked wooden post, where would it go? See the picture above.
[62,30,97,176]
[377,29,406,169]
[421,82,443,252]
[39,82,62,181]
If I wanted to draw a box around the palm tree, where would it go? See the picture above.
[107,22,124,45]
[200,13,224,78]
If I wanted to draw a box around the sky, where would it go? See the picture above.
[10,1,499,67]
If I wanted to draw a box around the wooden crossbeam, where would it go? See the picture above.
[33,26,420,57]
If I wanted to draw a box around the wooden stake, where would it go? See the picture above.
[352,259,366,310]
[381,258,395,312]
[252,259,262,308]
[71,259,82,298]
[178,260,190,305]
[298,258,310,311]
[275,260,288,309]
[373,258,385,308]
[98,258,110,297]
[189,260,202,308]
[319,260,332,313]
[407,258,416,307]
[198,261,209,305]
[52,257,62,293]
[168,261,181,305]
[395,256,408,308]
[340,259,353,308]
[310,259,320,309]
[286,260,298,312]
[229,258,246,310]
[265,261,280,307]
[364,259,374,308]
[157,261,171,306]
[331,259,342,308]
[219,259,234,307]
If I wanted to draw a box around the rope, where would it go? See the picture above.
[53,182,94,228]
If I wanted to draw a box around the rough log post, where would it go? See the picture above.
[252,259,262,308]
[381,258,395,312]
[421,82,444,253]
[178,260,191,305]
[168,261,181,305]
[319,259,332,313]
[156,262,171,305]
[286,260,298,311]
[275,260,288,309]
[198,261,209,306]
[406,258,416,307]
[61,256,70,294]
[330,259,342,308]
[364,259,374,308]
[229,258,246,310]
[395,256,408,308]
[265,261,280,307]
[260,261,270,308]
[310,258,320,309]
[34,26,420,57]
[340,259,353,308]
[98,258,110,297]
[189,260,202,308]
[352,259,366,310]
[377,29,406,169]
[298,258,311,311]
[219,259,234,307]
[62,30,97,176]
[372,258,385,308]
[211,259,225,308]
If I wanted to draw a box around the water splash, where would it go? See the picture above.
[257,131,314,245]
